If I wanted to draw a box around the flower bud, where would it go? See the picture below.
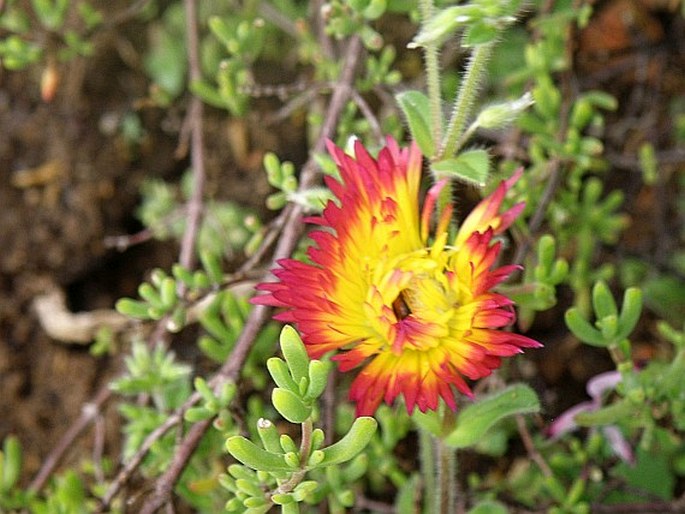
[476,92,534,129]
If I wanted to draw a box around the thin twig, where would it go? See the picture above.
[350,88,384,145]
[29,386,111,492]
[136,35,363,514]
[515,414,552,478]
[177,0,206,271]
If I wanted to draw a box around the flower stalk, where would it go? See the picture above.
[436,437,457,514]
[419,0,443,148]
[439,43,493,160]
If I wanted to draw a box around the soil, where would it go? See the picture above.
[0,0,683,505]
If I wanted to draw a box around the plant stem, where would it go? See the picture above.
[418,0,442,151]
[419,428,436,514]
[439,43,493,160]
[435,437,457,514]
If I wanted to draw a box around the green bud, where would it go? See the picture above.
[292,480,318,502]
[284,451,300,468]
[476,92,534,129]
[280,434,298,454]
[410,6,468,48]
[307,450,325,467]
[310,428,325,451]
[320,417,377,466]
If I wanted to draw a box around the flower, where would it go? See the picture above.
[254,137,541,416]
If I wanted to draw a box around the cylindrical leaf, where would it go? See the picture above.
[280,434,298,454]
[272,388,312,424]
[115,298,150,319]
[159,277,177,308]
[226,436,291,472]
[617,287,643,340]
[280,325,309,383]
[184,406,214,422]
[305,360,331,400]
[565,308,606,347]
[592,281,618,319]
[2,436,21,489]
[257,418,282,454]
[267,357,299,392]
[320,417,377,466]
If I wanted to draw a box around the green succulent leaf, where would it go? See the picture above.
[305,360,331,400]
[617,287,643,340]
[592,281,618,320]
[226,436,291,472]
[280,325,310,384]
[565,307,606,347]
[319,417,377,467]
[257,418,282,454]
[444,384,540,448]
[272,387,312,424]
[1,436,22,490]
[267,357,299,392]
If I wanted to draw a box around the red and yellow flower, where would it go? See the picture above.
[254,138,541,416]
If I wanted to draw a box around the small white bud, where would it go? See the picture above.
[476,92,534,129]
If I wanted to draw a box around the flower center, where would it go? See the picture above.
[391,292,412,320]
